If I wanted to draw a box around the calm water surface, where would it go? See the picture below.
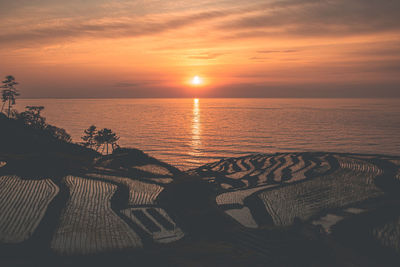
[16,98,400,170]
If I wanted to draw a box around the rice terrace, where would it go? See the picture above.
[1,143,400,265]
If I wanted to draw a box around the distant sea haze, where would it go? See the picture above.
[16,98,400,170]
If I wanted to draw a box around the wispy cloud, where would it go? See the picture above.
[114,79,165,88]
[257,50,298,54]
[249,56,269,62]
[220,0,400,38]
[0,11,232,47]
[1,0,399,97]
[186,52,226,59]
[2,0,399,48]
[114,82,142,88]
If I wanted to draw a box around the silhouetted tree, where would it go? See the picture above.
[26,106,44,116]
[17,106,46,129]
[15,105,71,142]
[95,128,120,155]
[1,75,19,118]
[81,125,97,149]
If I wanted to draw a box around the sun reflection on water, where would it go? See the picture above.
[189,98,202,160]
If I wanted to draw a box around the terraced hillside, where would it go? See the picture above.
[0,175,59,243]
[190,153,400,230]
[0,149,185,256]
[87,173,164,205]
[121,207,184,244]
[1,151,400,265]
[257,156,383,226]
[51,176,142,255]
[93,148,179,182]
[87,173,185,244]
[189,153,334,190]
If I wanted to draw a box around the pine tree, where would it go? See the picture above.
[1,76,19,118]
[95,128,120,154]
[81,125,98,149]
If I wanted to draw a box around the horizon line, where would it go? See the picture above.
[17,96,400,100]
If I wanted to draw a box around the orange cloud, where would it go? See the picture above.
[0,0,399,98]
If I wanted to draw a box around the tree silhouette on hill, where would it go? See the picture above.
[81,125,97,149]
[17,106,46,129]
[95,128,120,155]
[1,75,19,118]
[16,105,72,142]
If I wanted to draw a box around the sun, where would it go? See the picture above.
[191,75,203,86]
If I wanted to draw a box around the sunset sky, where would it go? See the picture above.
[1,0,399,98]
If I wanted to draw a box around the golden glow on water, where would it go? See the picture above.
[15,98,400,169]
[189,98,202,161]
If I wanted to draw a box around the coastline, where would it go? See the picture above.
[1,113,400,266]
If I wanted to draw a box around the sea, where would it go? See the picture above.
[16,98,400,170]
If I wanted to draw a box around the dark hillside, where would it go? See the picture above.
[0,113,99,176]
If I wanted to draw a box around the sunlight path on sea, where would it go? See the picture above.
[188,98,202,165]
